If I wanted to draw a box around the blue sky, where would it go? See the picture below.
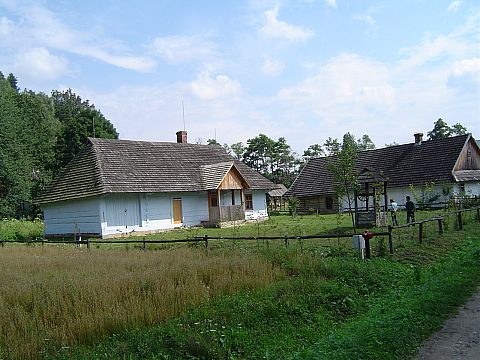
[0,0,478,153]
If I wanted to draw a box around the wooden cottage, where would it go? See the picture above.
[286,133,480,214]
[36,132,275,238]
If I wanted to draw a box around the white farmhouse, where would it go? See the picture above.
[36,131,275,238]
[286,133,480,213]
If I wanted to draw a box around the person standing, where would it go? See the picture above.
[405,196,416,223]
[389,198,399,226]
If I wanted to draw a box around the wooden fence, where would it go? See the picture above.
[1,206,478,260]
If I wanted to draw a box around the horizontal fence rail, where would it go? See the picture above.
[2,206,478,260]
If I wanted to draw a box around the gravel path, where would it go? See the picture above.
[416,288,480,360]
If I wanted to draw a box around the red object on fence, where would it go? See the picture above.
[362,231,374,240]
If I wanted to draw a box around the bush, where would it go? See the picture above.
[0,218,44,240]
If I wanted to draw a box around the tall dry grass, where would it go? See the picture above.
[0,246,282,359]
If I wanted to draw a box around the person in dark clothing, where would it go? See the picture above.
[405,196,415,223]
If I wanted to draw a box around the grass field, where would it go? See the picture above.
[0,210,479,359]
[46,220,480,360]
[0,247,281,359]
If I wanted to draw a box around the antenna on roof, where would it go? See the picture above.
[181,99,186,131]
[214,128,217,141]
[92,115,96,138]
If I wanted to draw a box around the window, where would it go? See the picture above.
[325,196,333,210]
[245,194,253,210]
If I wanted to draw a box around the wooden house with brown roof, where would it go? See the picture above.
[36,131,275,238]
[285,133,480,213]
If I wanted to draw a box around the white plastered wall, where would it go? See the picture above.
[43,197,102,236]
[100,192,209,237]
[244,190,269,220]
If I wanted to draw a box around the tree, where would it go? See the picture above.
[6,73,19,92]
[243,134,275,175]
[0,75,26,216]
[230,142,245,160]
[207,139,220,146]
[326,133,358,230]
[52,89,118,173]
[324,137,340,156]
[427,118,451,140]
[427,118,468,140]
[451,123,468,136]
[302,144,324,162]
[356,134,375,151]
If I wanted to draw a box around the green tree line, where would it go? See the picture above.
[0,72,118,218]
[207,133,376,187]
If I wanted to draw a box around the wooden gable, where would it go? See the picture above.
[454,137,480,171]
[218,166,249,190]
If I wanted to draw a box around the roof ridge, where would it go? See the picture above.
[90,141,107,193]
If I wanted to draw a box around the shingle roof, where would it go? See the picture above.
[200,162,237,190]
[37,138,275,204]
[286,134,472,198]
[268,184,288,197]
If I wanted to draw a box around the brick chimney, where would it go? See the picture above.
[176,130,187,144]
[414,132,423,146]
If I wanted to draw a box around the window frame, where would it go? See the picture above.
[245,194,253,210]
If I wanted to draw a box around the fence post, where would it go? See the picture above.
[437,218,443,234]
[86,238,90,250]
[457,211,463,230]
[204,235,209,253]
[365,237,371,259]
[418,222,423,244]
[476,208,480,222]
[387,226,394,254]
[143,237,146,252]
[0,240,3,247]
[284,235,289,248]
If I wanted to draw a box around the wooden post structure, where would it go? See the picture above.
[284,235,289,248]
[387,225,394,254]
[437,218,443,234]
[418,222,423,244]
[143,237,146,251]
[383,182,388,212]
[476,207,480,222]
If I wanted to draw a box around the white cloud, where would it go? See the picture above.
[447,1,462,12]
[325,0,337,8]
[261,58,285,76]
[353,15,377,30]
[451,58,480,76]
[0,3,155,72]
[149,35,217,64]
[0,16,14,36]
[277,53,395,117]
[260,5,314,42]
[11,47,69,81]
[398,33,470,71]
[190,71,242,100]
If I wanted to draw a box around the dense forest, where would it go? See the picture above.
[0,72,118,218]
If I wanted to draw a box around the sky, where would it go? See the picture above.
[0,0,479,153]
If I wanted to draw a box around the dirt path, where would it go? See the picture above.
[416,288,480,360]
